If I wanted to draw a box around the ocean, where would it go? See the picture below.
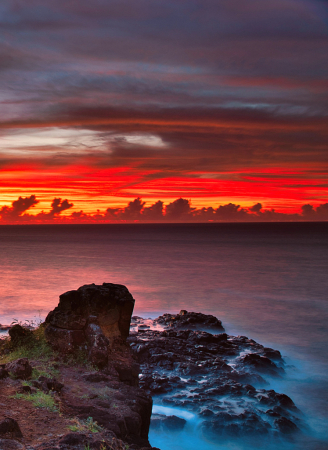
[0,223,327,449]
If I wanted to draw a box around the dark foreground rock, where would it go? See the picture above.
[9,325,34,348]
[45,283,135,367]
[6,358,32,380]
[0,283,158,450]
[129,313,302,443]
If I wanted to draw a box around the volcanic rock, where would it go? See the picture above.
[9,325,34,347]
[129,312,301,442]
[6,358,32,379]
[155,310,225,332]
[44,283,135,365]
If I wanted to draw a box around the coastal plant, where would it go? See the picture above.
[68,416,103,433]
[0,324,55,364]
[12,391,58,412]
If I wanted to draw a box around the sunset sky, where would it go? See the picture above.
[0,0,327,222]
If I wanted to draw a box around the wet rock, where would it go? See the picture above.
[262,347,283,362]
[241,353,284,377]
[0,418,23,438]
[274,416,299,434]
[199,408,214,417]
[275,393,297,411]
[162,415,186,431]
[6,358,32,379]
[202,411,271,438]
[155,311,225,332]
[130,313,301,442]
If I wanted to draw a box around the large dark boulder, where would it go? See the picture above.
[6,358,32,379]
[9,324,34,347]
[44,283,135,363]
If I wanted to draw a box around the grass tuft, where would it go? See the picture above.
[12,390,58,412]
[68,416,103,433]
[0,325,55,364]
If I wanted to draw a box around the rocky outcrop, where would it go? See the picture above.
[128,314,302,443]
[45,283,135,367]
[9,325,33,347]
[154,310,225,332]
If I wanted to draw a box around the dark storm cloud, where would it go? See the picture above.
[0,0,327,209]
[1,0,327,104]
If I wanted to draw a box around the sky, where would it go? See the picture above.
[0,0,327,222]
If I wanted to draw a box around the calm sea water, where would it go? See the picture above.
[0,223,327,449]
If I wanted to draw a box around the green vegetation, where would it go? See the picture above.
[0,324,54,364]
[0,324,62,381]
[68,416,103,433]
[12,390,58,412]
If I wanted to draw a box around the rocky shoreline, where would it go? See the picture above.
[0,284,302,450]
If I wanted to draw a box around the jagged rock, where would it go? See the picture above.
[242,353,284,377]
[6,358,32,379]
[162,415,186,430]
[129,313,301,442]
[155,310,225,332]
[0,418,23,438]
[274,416,299,434]
[9,324,33,347]
[202,410,272,437]
[44,284,135,362]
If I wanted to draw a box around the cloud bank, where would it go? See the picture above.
[1,195,327,224]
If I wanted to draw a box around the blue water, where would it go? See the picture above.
[0,223,327,449]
